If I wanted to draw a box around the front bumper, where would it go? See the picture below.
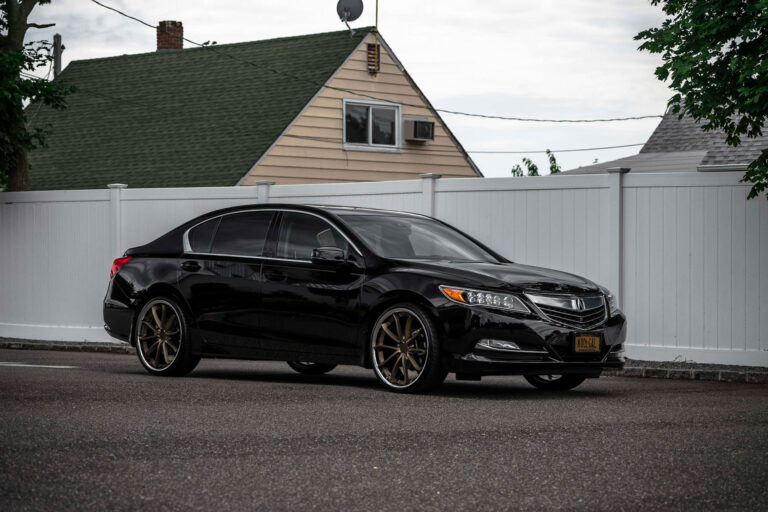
[436,304,627,377]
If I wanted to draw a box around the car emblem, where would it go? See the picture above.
[575,298,585,311]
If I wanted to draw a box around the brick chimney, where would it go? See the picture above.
[157,21,183,51]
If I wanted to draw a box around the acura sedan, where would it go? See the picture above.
[104,204,626,393]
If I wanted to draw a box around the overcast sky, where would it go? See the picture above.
[26,0,671,176]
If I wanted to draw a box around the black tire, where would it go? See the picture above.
[370,303,447,394]
[287,361,337,375]
[135,297,200,377]
[524,374,587,391]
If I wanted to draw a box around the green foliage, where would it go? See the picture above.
[546,149,561,174]
[636,0,768,198]
[1,0,74,190]
[510,150,561,176]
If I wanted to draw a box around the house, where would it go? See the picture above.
[563,112,768,174]
[28,23,481,190]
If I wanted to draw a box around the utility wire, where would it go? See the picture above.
[88,0,663,124]
[21,71,644,155]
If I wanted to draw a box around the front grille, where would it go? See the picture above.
[526,293,608,330]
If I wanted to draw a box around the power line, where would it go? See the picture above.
[21,71,644,155]
[88,0,663,124]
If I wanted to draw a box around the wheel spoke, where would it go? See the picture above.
[139,333,158,341]
[164,313,177,330]
[381,322,399,343]
[406,353,422,372]
[151,306,163,329]
[401,355,409,384]
[165,339,178,353]
[388,354,403,383]
[404,315,413,340]
[380,351,399,366]
[392,313,403,339]
[161,343,170,365]
[141,321,157,333]
[374,343,398,351]
[410,348,426,355]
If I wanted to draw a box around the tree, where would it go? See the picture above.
[636,0,768,199]
[1,0,74,191]
[546,149,561,174]
[510,150,561,176]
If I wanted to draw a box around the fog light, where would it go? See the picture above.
[475,339,520,352]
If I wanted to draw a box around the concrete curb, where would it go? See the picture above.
[0,338,133,354]
[602,366,768,384]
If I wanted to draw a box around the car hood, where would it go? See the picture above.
[398,260,601,294]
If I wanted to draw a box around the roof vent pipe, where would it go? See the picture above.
[53,34,63,77]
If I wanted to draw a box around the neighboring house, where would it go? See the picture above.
[563,112,768,174]
[29,23,480,190]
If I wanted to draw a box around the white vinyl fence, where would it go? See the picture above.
[1,171,767,366]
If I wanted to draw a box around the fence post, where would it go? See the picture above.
[420,173,442,217]
[606,168,630,307]
[255,180,275,203]
[107,183,127,258]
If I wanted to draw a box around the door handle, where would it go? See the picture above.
[181,261,202,272]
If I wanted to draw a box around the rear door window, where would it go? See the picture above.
[275,212,348,260]
[210,211,274,257]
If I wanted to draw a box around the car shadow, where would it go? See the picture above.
[165,367,615,400]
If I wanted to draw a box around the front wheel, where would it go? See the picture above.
[135,297,200,377]
[370,304,447,393]
[524,374,587,391]
[287,361,337,375]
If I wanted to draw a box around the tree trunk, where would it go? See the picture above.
[7,119,30,191]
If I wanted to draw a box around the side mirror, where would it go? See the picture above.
[311,246,346,265]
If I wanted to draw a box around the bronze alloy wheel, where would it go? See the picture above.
[372,307,429,389]
[137,299,181,371]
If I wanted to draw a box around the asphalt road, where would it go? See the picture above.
[1,349,766,511]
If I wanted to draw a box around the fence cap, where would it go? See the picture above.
[419,173,443,179]
[107,183,128,189]
[254,180,276,186]
[606,167,630,174]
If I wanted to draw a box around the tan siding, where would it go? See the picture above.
[244,33,476,185]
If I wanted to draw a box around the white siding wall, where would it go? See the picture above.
[1,172,767,366]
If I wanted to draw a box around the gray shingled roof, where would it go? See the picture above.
[564,112,767,174]
[642,112,768,166]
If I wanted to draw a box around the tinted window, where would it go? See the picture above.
[371,107,396,145]
[276,212,348,260]
[340,214,498,262]
[188,218,219,253]
[345,104,368,143]
[210,211,273,257]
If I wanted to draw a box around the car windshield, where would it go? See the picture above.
[339,213,499,262]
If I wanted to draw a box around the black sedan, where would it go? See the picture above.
[104,204,626,393]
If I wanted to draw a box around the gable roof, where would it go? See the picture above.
[28,28,371,190]
[563,112,768,174]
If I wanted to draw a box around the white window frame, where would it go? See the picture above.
[342,99,402,153]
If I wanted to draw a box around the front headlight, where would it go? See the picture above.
[439,285,530,313]
[600,286,620,316]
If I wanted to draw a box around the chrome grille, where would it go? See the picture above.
[526,293,607,330]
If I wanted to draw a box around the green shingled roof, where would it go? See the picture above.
[28,28,370,190]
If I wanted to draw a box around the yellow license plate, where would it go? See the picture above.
[574,335,601,352]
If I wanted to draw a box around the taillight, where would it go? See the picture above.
[110,256,131,278]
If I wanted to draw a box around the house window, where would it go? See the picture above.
[344,100,401,151]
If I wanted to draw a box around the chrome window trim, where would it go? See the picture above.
[182,208,363,260]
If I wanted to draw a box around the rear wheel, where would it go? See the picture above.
[370,304,447,393]
[524,374,587,391]
[135,297,200,376]
[287,361,337,375]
